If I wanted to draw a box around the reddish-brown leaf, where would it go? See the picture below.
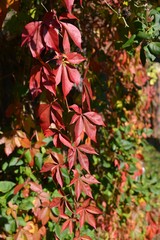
[81,174,100,185]
[77,150,89,173]
[66,52,85,65]
[22,21,44,58]
[38,207,50,225]
[84,112,105,126]
[14,183,25,195]
[63,0,74,13]
[43,26,59,52]
[61,218,74,234]
[66,65,81,85]
[76,198,101,228]
[78,144,97,154]
[38,104,51,134]
[29,65,42,98]
[63,29,71,53]
[75,117,84,140]
[83,117,97,142]
[68,148,77,169]
[70,170,93,200]
[62,64,74,98]
[59,134,73,149]
[82,78,93,111]
[61,22,82,49]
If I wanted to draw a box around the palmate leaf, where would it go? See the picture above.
[41,153,65,187]
[54,51,85,97]
[50,190,73,216]
[61,218,75,234]
[70,105,105,141]
[68,141,97,171]
[30,64,56,98]
[76,198,102,228]
[70,170,93,200]
[22,12,60,57]
[38,102,64,135]
[70,170,99,200]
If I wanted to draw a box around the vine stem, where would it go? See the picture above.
[104,0,129,28]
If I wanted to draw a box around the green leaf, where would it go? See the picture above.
[148,42,160,55]
[144,46,156,61]
[4,219,16,234]
[35,152,43,169]
[19,197,34,211]
[137,31,151,40]
[120,139,134,150]
[24,149,32,163]
[9,157,23,166]
[2,162,8,171]
[0,181,15,193]
[17,217,27,227]
[122,34,136,48]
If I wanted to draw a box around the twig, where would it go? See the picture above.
[41,2,48,12]
[104,0,129,28]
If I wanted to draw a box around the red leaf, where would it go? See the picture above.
[63,0,74,13]
[70,170,93,200]
[41,153,64,187]
[41,163,54,172]
[66,52,85,64]
[38,104,51,133]
[14,183,25,195]
[61,218,74,234]
[62,64,74,98]
[87,206,102,215]
[66,65,81,85]
[70,113,80,125]
[22,21,44,58]
[30,182,42,193]
[77,150,90,173]
[83,117,97,142]
[63,29,70,53]
[75,116,84,139]
[56,167,63,187]
[29,65,42,98]
[78,144,97,154]
[59,133,73,149]
[80,236,92,240]
[82,78,93,111]
[85,212,96,229]
[61,22,82,49]
[68,148,77,169]
[69,104,82,114]
[84,112,105,126]
[81,174,100,184]
[41,66,56,96]
[54,64,63,86]
[60,13,78,21]
[39,207,50,225]
[76,199,101,229]
[81,182,93,199]
[43,26,59,52]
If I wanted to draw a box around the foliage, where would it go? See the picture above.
[0,0,160,239]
